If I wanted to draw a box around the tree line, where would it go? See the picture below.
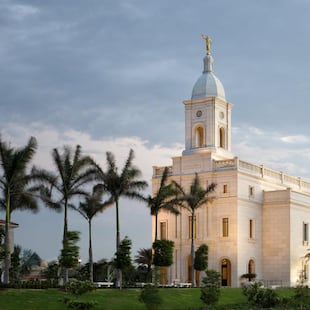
[0,135,216,288]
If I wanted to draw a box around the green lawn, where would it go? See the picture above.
[0,287,292,310]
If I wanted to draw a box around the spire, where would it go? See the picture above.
[201,34,212,55]
[201,34,213,73]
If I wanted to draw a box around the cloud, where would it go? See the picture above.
[0,2,39,21]
[0,122,184,262]
[280,135,310,144]
[233,124,310,178]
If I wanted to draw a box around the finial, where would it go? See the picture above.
[201,34,212,55]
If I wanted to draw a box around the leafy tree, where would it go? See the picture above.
[59,230,80,271]
[10,245,21,281]
[73,186,112,282]
[148,166,179,242]
[96,149,147,287]
[139,285,162,310]
[194,244,208,272]
[41,260,59,281]
[0,136,39,283]
[173,173,216,287]
[114,236,132,289]
[19,248,41,276]
[32,145,97,284]
[152,239,174,267]
[200,269,221,307]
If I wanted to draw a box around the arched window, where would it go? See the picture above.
[248,259,255,275]
[195,126,204,148]
[219,127,225,148]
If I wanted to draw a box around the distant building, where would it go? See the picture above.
[152,40,310,287]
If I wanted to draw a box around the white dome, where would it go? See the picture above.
[191,54,226,101]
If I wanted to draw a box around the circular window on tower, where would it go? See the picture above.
[219,111,225,119]
[196,110,202,117]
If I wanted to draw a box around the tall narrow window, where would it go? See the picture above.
[223,184,228,193]
[219,127,225,148]
[249,219,255,239]
[249,186,255,198]
[303,222,309,243]
[195,126,204,148]
[189,216,196,239]
[160,222,167,240]
[222,218,229,237]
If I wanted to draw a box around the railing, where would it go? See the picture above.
[153,166,173,177]
[239,160,310,193]
[152,158,310,193]
[214,158,238,170]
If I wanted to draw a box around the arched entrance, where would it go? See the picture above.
[221,258,231,286]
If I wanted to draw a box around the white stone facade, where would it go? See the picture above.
[152,46,310,287]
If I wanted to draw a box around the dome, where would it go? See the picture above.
[191,54,226,101]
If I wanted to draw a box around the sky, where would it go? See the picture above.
[1,0,310,264]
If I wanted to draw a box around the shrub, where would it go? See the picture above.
[63,279,96,310]
[288,284,310,308]
[65,279,95,296]
[152,240,174,267]
[242,281,280,308]
[200,269,221,306]
[63,298,96,310]
[139,285,162,310]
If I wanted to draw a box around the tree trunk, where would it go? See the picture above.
[3,193,11,284]
[62,198,68,284]
[154,213,158,242]
[191,211,195,288]
[115,199,122,289]
[89,220,93,282]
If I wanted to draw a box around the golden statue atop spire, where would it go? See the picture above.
[201,34,212,55]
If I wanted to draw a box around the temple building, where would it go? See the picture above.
[152,37,310,287]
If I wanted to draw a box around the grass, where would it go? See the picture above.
[0,287,295,310]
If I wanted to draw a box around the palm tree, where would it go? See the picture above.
[148,166,180,242]
[32,144,98,284]
[0,136,39,284]
[173,173,216,287]
[96,149,148,287]
[134,248,152,281]
[72,186,113,281]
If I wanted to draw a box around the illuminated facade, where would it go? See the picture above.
[152,41,310,287]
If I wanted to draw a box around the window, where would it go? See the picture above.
[248,259,255,275]
[223,184,228,193]
[160,222,167,240]
[195,126,204,148]
[222,218,229,237]
[249,186,255,198]
[189,216,196,239]
[249,219,255,239]
[303,222,309,243]
[219,127,225,148]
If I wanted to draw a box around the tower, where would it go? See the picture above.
[183,36,233,160]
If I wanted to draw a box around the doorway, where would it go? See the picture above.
[221,258,231,286]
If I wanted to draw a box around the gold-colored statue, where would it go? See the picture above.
[201,34,212,54]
